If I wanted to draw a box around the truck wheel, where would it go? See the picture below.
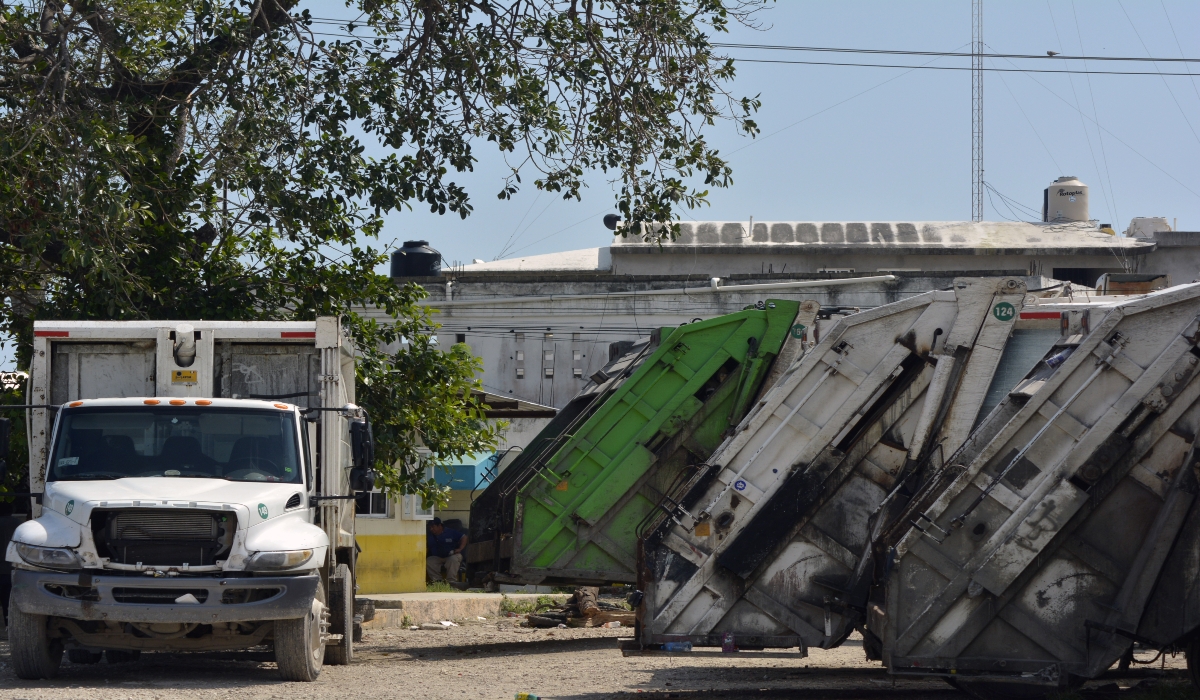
[8,605,63,679]
[276,579,326,681]
[325,563,354,665]
[67,648,103,664]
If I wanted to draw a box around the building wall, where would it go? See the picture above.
[419,274,1058,408]
[355,510,428,594]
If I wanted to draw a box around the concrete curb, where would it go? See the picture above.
[360,592,571,629]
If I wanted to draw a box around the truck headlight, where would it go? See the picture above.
[244,549,314,571]
[15,543,83,571]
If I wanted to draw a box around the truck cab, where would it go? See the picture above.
[6,318,367,681]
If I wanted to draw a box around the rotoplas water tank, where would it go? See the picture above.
[1042,176,1089,223]
[390,240,442,278]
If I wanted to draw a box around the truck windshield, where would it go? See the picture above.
[47,407,303,484]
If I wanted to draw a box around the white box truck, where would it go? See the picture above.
[4,317,371,681]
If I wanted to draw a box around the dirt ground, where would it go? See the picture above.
[0,618,1192,700]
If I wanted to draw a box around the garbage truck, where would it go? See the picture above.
[5,318,372,681]
[467,300,818,587]
[635,278,1125,653]
[872,282,1200,697]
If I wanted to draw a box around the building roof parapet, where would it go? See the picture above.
[611,220,1154,254]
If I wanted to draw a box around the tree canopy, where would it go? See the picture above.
[0,0,764,503]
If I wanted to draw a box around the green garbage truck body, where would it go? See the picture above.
[467,300,815,586]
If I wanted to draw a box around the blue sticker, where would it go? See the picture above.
[734,480,747,492]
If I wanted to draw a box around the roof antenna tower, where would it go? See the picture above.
[972,0,983,222]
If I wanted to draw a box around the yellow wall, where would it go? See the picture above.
[356,514,428,594]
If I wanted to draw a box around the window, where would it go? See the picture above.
[516,350,524,361]
[455,333,466,344]
[48,407,302,484]
[544,351,554,361]
[573,350,582,361]
[515,332,525,342]
[355,489,391,518]
[573,368,583,378]
[516,368,525,378]
[401,464,435,520]
[544,367,554,378]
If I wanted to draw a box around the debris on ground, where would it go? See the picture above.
[523,587,636,629]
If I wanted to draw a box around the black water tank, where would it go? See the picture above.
[390,240,442,278]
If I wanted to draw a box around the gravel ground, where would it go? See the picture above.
[0,619,1192,700]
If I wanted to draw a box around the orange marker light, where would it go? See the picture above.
[169,399,186,406]
[143,399,160,405]
[196,399,212,406]
[273,403,290,410]
[68,401,83,407]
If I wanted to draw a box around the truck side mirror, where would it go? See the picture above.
[0,417,9,482]
[349,418,376,493]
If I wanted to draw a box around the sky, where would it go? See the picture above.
[3,1,1198,371]
[303,0,1200,269]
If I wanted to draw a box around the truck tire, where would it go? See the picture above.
[8,604,63,679]
[276,579,326,681]
[325,563,354,665]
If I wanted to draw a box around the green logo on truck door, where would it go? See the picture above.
[992,302,1016,322]
[65,500,74,516]
[258,503,268,519]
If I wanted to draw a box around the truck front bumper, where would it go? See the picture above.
[11,570,319,624]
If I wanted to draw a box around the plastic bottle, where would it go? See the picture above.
[721,631,737,653]
[662,641,692,652]
[515,694,540,700]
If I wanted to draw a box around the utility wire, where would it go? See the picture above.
[728,57,1200,77]
[991,61,1063,173]
[1046,2,1110,225]
[706,41,1200,64]
[1117,0,1200,149]
[999,53,1200,201]
[728,44,970,156]
[1071,2,1119,228]
[1159,1,1200,115]
[302,19,1200,63]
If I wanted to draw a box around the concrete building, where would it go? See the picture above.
[393,219,1200,409]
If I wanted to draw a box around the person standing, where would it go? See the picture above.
[426,517,467,583]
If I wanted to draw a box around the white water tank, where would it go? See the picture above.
[1125,217,1172,238]
[1042,176,1089,222]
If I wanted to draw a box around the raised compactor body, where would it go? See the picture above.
[875,282,1200,692]
[638,278,1125,654]
[467,300,815,587]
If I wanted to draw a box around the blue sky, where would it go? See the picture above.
[305,0,1200,269]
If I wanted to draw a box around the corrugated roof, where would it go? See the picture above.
[611,220,1151,251]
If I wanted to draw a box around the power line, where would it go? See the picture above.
[728,57,1200,77]
[708,41,1200,64]
[301,18,1200,63]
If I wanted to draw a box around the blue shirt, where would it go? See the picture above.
[429,528,465,558]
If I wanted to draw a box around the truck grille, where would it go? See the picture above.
[95,509,235,567]
[111,511,218,540]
